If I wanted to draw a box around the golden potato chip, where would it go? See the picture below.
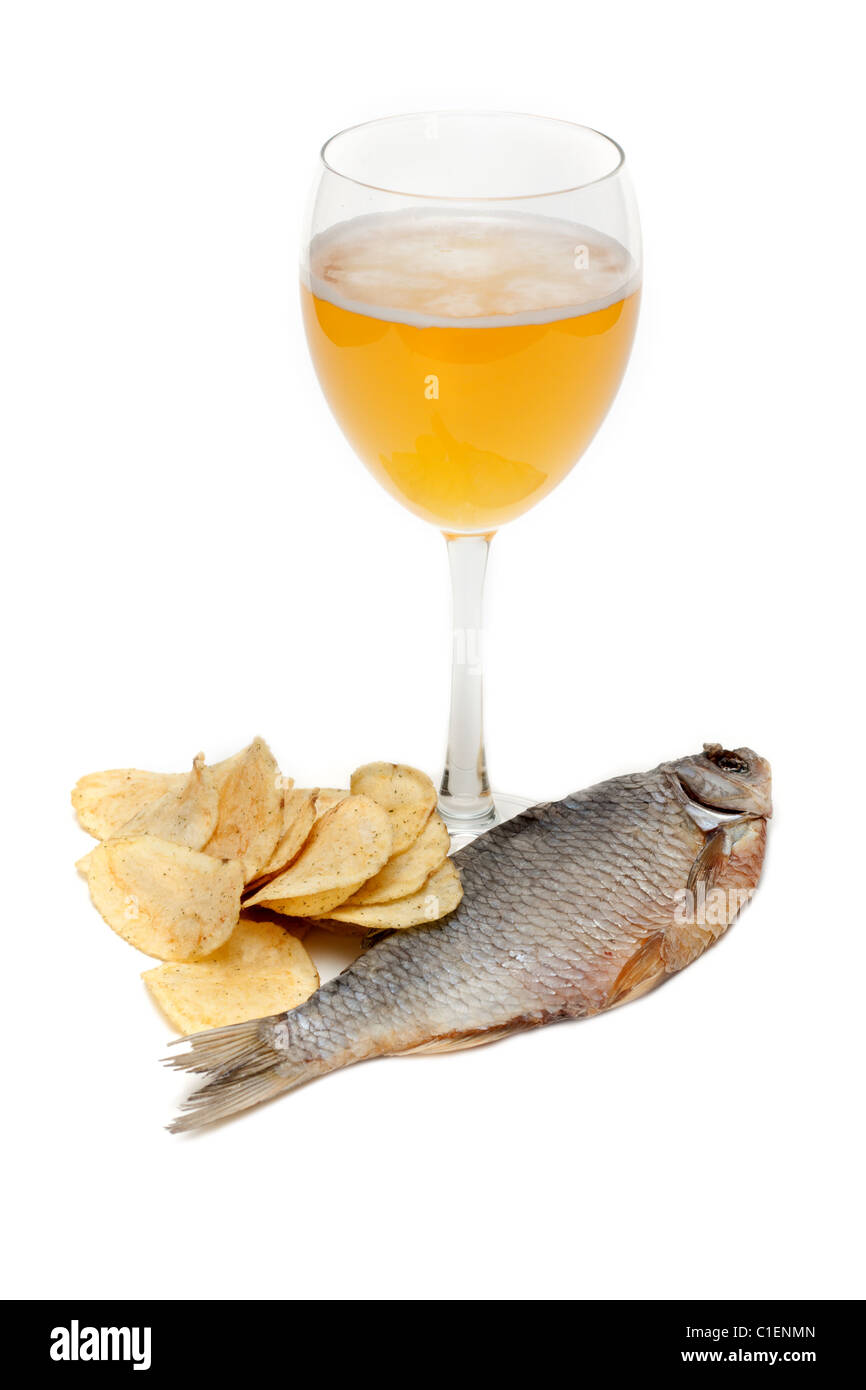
[343,812,450,906]
[203,737,285,882]
[142,916,319,1034]
[321,858,462,930]
[75,847,97,877]
[312,788,349,817]
[113,753,218,850]
[245,794,392,917]
[349,762,437,854]
[72,767,185,840]
[207,747,245,786]
[82,835,243,961]
[207,743,279,790]
[248,789,318,886]
[248,881,369,918]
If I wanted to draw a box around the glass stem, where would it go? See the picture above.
[439,533,495,827]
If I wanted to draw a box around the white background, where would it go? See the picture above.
[2,1,863,1301]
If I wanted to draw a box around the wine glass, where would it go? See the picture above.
[301,112,641,839]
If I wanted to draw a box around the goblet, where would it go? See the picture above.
[302,112,641,836]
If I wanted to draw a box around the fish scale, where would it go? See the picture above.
[168,745,772,1130]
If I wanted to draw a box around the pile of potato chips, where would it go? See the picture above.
[73,739,461,1035]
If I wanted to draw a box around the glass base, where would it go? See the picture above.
[442,791,536,853]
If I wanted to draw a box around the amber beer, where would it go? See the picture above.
[302,211,640,533]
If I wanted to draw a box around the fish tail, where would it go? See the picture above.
[163,1018,272,1076]
[165,1016,328,1132]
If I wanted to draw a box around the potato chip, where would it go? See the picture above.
[349,762,437,854]
[203,737,285,882]
[312,788,349,817]
[245,794,392,917]
[321,858,462,930]
[343,812,450,906]
[207,743,277,790]
[75,847,97,876]
[72,767,185,840]
[254,881,369,918]
[207,747,245,786]
[246,789,318,886]
[113,753,218,850]
[82,835,244,961]
[142,916,319,1034]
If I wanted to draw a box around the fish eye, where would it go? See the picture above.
[708,748,750,775]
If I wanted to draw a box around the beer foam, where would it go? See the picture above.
[305,211,639,328]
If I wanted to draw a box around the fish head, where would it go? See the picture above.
[671,744,772,820]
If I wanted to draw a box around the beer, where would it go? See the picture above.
[302,211,640,534]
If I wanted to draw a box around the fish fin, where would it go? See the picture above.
[168,1068,297,1132]
[607,933,667,1008]
[686,826,729,894]
[361,927,395,951]
[165,1017,315,1132]
[395,1026,519,1056]
[163,1018,275,1076]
